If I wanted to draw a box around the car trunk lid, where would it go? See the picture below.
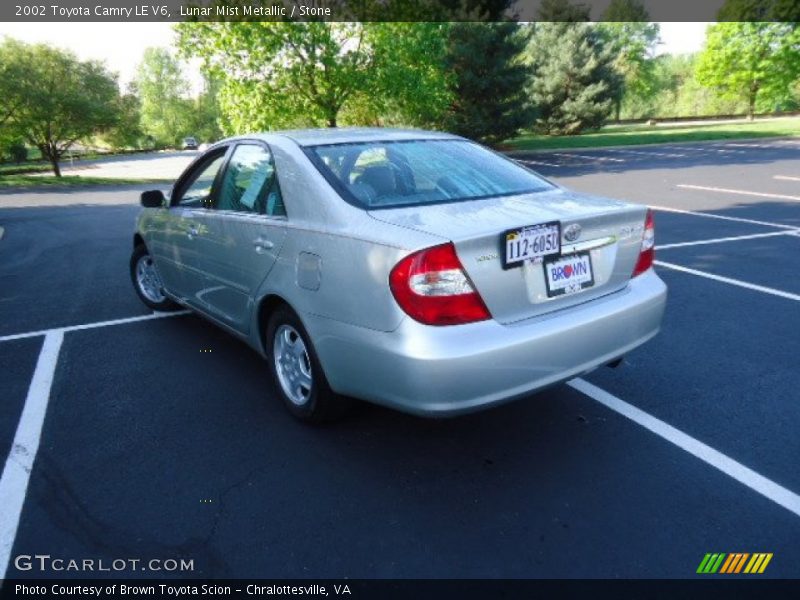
[369,189,648,324]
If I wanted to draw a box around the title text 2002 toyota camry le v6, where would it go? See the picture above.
[130,128,667,422]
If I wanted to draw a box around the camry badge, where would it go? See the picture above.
[564,224,582,242]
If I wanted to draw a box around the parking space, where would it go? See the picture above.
[657,234,800,296]
[1,138,799,579]
[5,319,800,578]
[0,338,42,468]
[586,268,800,491]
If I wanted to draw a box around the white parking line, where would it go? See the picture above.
[604,148,686,159]
[677,184,800,202]
[774,175,800,182]
[670,145,745,154]
[0,310,190,344]
[656,231,796,250]
[569,378,800,519]
[515,158,561,169]
[552,153,626,163]
[655,260,800,302]
[0,331,64,578]
[707,144,748,153]
[649,205,800,231]
[723,143,771,149]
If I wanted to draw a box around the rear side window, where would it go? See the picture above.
[309,140,554,209]
[216,144,286,216]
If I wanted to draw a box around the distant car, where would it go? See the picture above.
[182,137,198,150]
[130,128,666,422]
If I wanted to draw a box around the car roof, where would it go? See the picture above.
[223,127,463,148]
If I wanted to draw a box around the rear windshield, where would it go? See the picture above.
[307,139,554,209]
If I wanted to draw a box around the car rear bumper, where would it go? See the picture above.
[307,269,667,416]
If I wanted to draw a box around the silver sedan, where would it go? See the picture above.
[130,128,667,422]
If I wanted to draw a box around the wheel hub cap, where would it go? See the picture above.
[136,254,166,303]
[273,324,312,406]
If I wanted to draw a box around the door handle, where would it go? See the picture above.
[253,238,274,253]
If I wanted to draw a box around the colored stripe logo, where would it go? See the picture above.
[697,553,773,574]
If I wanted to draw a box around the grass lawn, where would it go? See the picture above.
[0,163,52,176]
[506,116,800,152]
[0,174,172,188]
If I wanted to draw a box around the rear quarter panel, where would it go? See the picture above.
[257,139,444,334]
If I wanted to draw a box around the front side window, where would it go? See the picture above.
[309,140,554,209]
[174,152,227,208]
[216,144,285,216]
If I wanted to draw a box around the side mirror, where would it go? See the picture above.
[140,190,166,208]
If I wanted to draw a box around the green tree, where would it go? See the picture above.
[527,23,621,134]
[4,41,119,176]
[442,22,534,145]
[696,22,800,119]
[104,85,145,150]
[177,21,451,132]
[189,73,223,143]
[178,22,374,130]
[603,0,649,20]
[135,47,194,147]
[596,1,660,121]
[357,23,452,128]
[717,0,800,21]
[0,38,31,129]
[536,0,591,21]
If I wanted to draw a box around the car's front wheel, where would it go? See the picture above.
[130,244,179,311]
[266,306,351,423]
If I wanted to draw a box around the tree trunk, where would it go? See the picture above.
[44,144,61,177]
[748,83,758,121]
[50,156,62,177]
[327,115,337,128]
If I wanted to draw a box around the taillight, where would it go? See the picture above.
[389,243,491,326]
[632,209,655,277]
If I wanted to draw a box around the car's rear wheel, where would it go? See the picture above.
[130,244,179,311]
[266,305,351,423]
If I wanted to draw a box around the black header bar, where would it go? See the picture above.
[2,0,799,23]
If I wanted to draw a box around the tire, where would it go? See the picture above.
[266,305,351,423]
[130,244,180,312]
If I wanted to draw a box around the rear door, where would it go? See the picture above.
[190,142,288,334]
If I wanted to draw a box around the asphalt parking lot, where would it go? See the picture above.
[0,139,798,579]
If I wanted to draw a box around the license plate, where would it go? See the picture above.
[544,253,594,297]
[503,221,560,269]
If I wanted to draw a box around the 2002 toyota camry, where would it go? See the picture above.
[130,128,667,422]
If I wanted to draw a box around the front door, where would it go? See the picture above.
[153,149,229,305]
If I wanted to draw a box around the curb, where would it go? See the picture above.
[504,135,800,157]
